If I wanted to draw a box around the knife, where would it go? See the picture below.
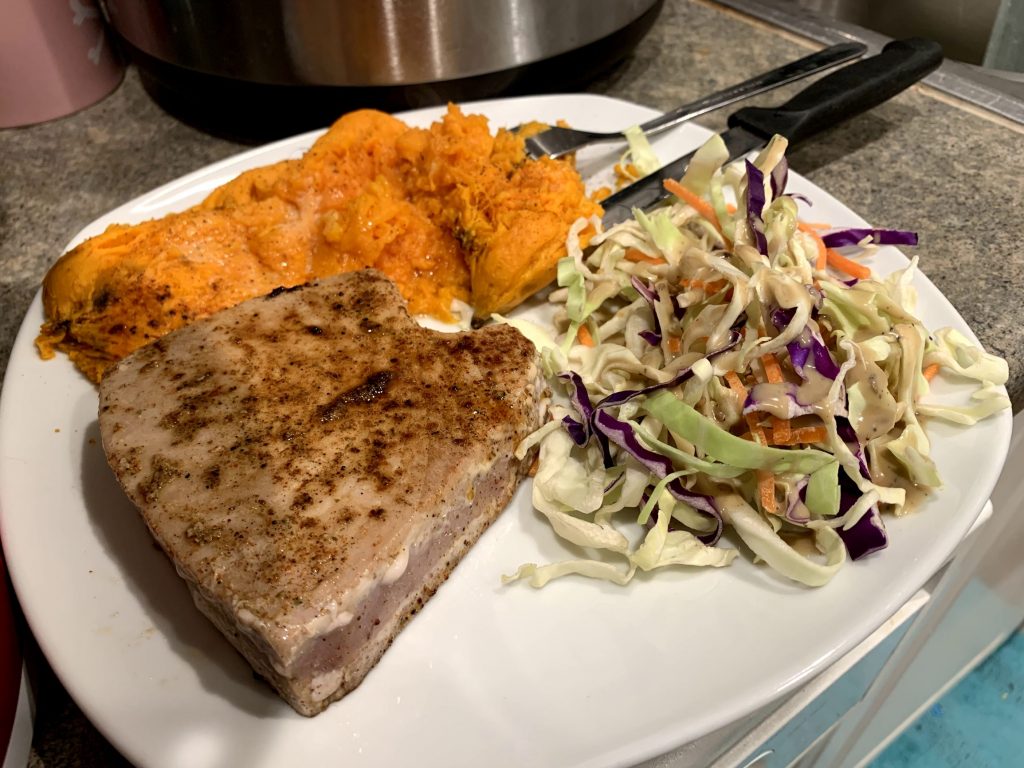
[601,38,943,228]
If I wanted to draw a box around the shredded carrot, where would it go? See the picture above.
[758,470,777,514]
[624,248,667,265]
[726,373,770,443]
[772,425,829,446]
[797,221,832,230]
[577,325,595,347]
[796,425,829,443]
[591,186,612,203]
[770,417,791,444]
[662,179,726,242]
[923,362,941,381]
[760,353,784,384]
[826,248,872,280]
[726,203,737,214]
[724,371,748,399]
[746,414,768,446]
[756,355,793,443]
[797,221,828,270]
[666,335,682,355]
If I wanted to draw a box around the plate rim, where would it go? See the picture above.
[0,92,1013,768]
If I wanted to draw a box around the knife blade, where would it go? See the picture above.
[601,38,943,228]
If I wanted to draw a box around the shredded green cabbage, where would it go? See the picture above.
[622,125,661,176]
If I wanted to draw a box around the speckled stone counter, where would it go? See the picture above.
[3,0,1022,764]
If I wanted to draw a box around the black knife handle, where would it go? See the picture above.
[727,38,943,144]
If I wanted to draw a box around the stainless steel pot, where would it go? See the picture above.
[101,0,663,139]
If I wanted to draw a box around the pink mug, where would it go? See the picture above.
[0,0,124,128]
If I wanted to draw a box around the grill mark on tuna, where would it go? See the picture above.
[318,371,392,423]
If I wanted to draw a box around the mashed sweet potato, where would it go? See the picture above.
[37,105,602,382]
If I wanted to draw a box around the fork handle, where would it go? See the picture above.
[637,41,867,137]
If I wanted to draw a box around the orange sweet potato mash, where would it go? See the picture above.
[37,106,602,382]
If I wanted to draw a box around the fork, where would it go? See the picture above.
[523,41,867,160]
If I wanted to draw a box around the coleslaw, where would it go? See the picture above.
[502,133,1009,588]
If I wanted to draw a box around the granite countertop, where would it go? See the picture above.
[3,0,1022,764]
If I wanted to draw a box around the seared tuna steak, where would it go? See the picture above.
[98,270,541,715]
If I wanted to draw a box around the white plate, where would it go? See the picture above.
[0,94,1012,768]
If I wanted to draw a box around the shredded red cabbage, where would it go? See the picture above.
[769,305,839,379]
[630,274,659,304]
[631,275,664,344]
[786,477,811,524]
[561,415,588,446]
[558,371,613,467]
[744,160,768,256]
[839,511,889,560]
[639,330,662,346]
[821,228,919,248]
[593,410,722,544]
[812,338,842,379]
[769,157,788,199]
[560,371,595,423]
[770,306,796,328]
[789,340,811,373]
[742,383,817,418]
[835,417,888,559]
[770,307,810,374]
[604,472,625,494]
[671,293,685,320]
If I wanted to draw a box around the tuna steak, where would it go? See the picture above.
[98,269,542,715]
